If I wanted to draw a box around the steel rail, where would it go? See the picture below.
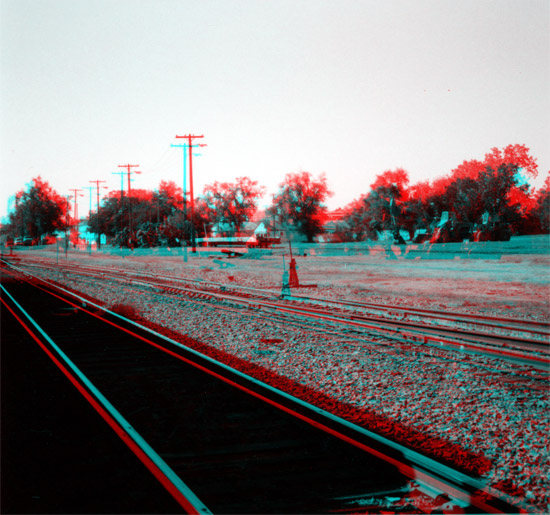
[6,258,548,366]
[71,265,547,366]
[1,263,523,513]
[0,283,211,515]
[15,264,537,380]
[10,255,549,337]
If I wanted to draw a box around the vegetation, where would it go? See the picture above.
[267,171,332,242]
[338,144,548,241]
[3,177,70,244]
[2,144,548,248]
[532,174,550,233]
[203,177,265,235]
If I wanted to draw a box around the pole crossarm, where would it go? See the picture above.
[118,164,141,196]
[175,135,204,140]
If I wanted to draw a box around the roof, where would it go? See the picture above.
[326,208,345,221]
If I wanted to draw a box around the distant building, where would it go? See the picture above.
[325,208,345,221]
[211,221,267,237]
[73,219,106,245]
[322,208,346,234]
[250,209,266,223]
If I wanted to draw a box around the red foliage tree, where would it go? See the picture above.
[203,176,265,235]
[157,180,183,211]
[8,176,69,242]
[530,172,550,233]
[369,168,410,199]
[418,145,539,229]
[268,171,332,242]
[483,144,538,179]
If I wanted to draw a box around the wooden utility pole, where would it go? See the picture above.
[89,179,107,248]
[175,135,204,253]
[171,141,207,256]
[112,171,125,236]
[82,186,94,247]
[63,194,72,257]
[118,164,141,247]
[170,143,190,241]
[68,189,83,248]
[68,189,83,223]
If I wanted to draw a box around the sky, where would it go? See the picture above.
[1,0,549,222]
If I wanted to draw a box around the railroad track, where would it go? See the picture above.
[1,267,526,513]
[7,256,549,370]
[11,254,549,338]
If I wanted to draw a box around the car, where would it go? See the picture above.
[14,237,34,246]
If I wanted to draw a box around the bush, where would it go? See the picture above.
[108,302,138,319]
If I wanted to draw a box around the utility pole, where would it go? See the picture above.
[175,134,204,253]
[69,189,83,222]
[64,194,72,257]
[118,164,141,248]
[82,186,94,247]
[171,140,206,259]
[68,189,83,248]
[83,186,94,218]
[15,193,22,239]
[112,170,125,236]
[89,180,107,249]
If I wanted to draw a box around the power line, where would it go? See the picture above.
[148,145,178,175]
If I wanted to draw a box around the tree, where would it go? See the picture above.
[165,196,212,244]
[87,180,186,247]
[203,177,265,235]
[483,144,538,179]
[87,192,126,241]
[8,177,69,242]
[338,195,378,241]
[531,173,550,233]
[369,168,410,193]
[339,169,415,241]
[157,180,184,212]
[415,145,539,233]
[366,168,410,231]
[268,171,332,242]
[337,144,542,242]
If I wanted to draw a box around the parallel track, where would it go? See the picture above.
[1,266,522,514]
[7,256,549,369]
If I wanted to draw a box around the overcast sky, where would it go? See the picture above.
[1,0,549,221]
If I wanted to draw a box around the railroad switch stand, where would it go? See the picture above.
[281,257,299,297]
[288,257,299,287]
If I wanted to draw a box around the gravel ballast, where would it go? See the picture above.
[6,242,550,513]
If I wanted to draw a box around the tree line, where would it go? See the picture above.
[2,144,549,247]
[336,145,549,242]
